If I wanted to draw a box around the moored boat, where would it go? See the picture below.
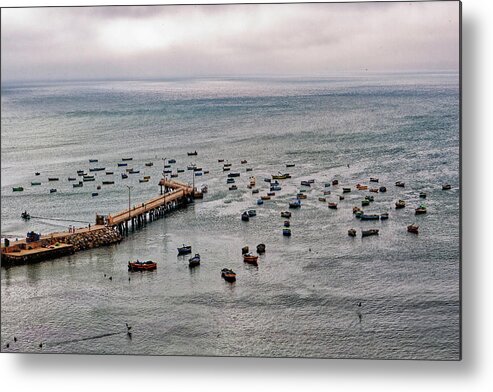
[177,245,192,255]
[419,192,427,198]
[118,163,128,167]
[328,202,338,209]
[380,213,389,220]
[369,188,379,193]
[247,210,256,217]
[241,160,247,164]
[379,186,387,192]
[281,211,292,218]
[301,180,311,187]
[229,185,238,190]
[145,162,153,167]
[128,260,157,271]
[272,173,290,180]
[318,197,326,202]
[73,182,83,188]
[49,188,57,193]
[221,268,236,282]
[289,199,301,209]
[89,159,98,163]
[21,211,30,220]
[282,228,292,236]
[339,195,345,200]
[102,180,115,185]
[296,193,307,199]
[442,184,451,190]
[68,177,76,181]
[356,184,367,190]
[256,199,264,205]
[228,172,240,178]
[343,187,352,193]
[252,188,259,194]
[48,177,59,181]
[226,178,235,184]
[256,243,266,253]
[415,204,427,215]
[348,228,357,237]
[31,181,42,186]
[362,199,370,206]
[188,254,201,268]
[370,177,379,182]
[332,179,339,185]
[407,224,419,234]
[267,191,275,196]
[187,151,198,156]
[362,229,379,237]
[89,167,105,172]
[360,214,379,220]
[395,200,406,209]
[35,172,40,176]
[243,253,259,265]
[286,163,295,167]
[260,195,271,200]
[395,181,405,187]
[168,159,176,164]
[241,212,250,221]
[92,192,98,197]
[283,220,290,227]
[121,173,128,179]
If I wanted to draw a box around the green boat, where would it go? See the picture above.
[31,182,41,186]
[13,187,24,192]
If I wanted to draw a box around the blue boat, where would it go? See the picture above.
[189,254,200,268]
[257,199,264,205]
[177,245,192,255]
[283,228,292,236]
[118,163,128,167]
[289,199,301,209]
[270,185,282,191]
[168,159,176,164]
[360,214,380,221]
[195,172,203,176]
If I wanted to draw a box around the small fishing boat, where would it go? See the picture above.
[89,159,98,163]
[324,183,331,187]
[223,167,231,172]
[249,177,256,187]
[284,220,290,227]
[229,185,238,190]
[83,176,95,181]
[407,224,419,234]
[204,170,209,174]
[260,195,271,200]
[193,167,202,171]
[241,160,247,164]
[395,200,406,209]
[92,192,98,197]
[128,260,157,271]
[227,178,235,184]
[318,197,326,202]
[187,164,196,170]
[143,175,151,180]
[21,211,30,220]
[264,178,272,183]
[395,181,405,187]
[168,159,176,164]
[118,163,128,167]
[102,181,115,185]
[343,187,351,193]
[415,204,427,215]
[247,210,257,217]
[187,151,198,156]
[332,179,339,185]
[122,157,133,161]
[256,199,264,205]
[256,243,266,253]
[31,181,41,186]
[283,228,292,237]
[281,211,292,218]
[105,172,114,175]
[419,192,427,198]
[89,167,105,172]
[365,195,374,202]
[164,170,172,174]
[223,163,232,167]
[339,195,345,200]
[267,191,276,196]
[297,193,307,199]
[362,199,370,206]
[97,185,101,190]
[241,212,250,222]
[328,202,338,209]
[129,169,140,174]
[246,168,253,172]
[221,268,236,282]
[355,210,364,218]
[48,177,59,181]
[195,172,203,176]
[301,181,311,187]
[77,171,86,176]
[243,253,258,265]
[73,182,83,188]
[177,245,192,255]
[380,213,389,220]
[188,254,201,268]
[370,177,379,182]
[360,214,380,221]
[164,164,172,168]
[289,199,301,209]
[35,172,40,176]
[139,179,149,183]
[228,172,240,178]
[50,188,57,193]
[145,162,153,167]
[218,159,224,163]
[67,177,76,181]
[379,186,387,192]
[356,184,367,190]
[362,229,379,237]
[200,184,208,193]
[348,229,357,237]
[252,189,259,194]
[121,173,128,179]
[323,190,332,196]
[272,173,290,180]
[286,163,295,167]
[177,169,185,173]
[369,188,379,193]
[442,184,451,190]
[353,206,362,214]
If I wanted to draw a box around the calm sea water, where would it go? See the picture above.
[1,74,460,359]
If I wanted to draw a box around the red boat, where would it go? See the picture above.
[128,260,157,271]
[243,253,258,266]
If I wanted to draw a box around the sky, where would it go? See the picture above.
[1,1,460,82]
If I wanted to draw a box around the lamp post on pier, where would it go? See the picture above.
[126,185,132,232]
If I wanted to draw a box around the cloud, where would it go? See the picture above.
[1,2,460,81]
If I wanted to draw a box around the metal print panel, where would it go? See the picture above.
[0,1,461,360]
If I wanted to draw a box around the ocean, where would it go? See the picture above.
[1,74,460,359]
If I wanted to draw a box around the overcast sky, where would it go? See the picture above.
[1,1,460,82]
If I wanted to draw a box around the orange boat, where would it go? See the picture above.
[128,260,157,271]
[243,253,258,266]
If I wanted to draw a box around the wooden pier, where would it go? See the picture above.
[108,179,196,236]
